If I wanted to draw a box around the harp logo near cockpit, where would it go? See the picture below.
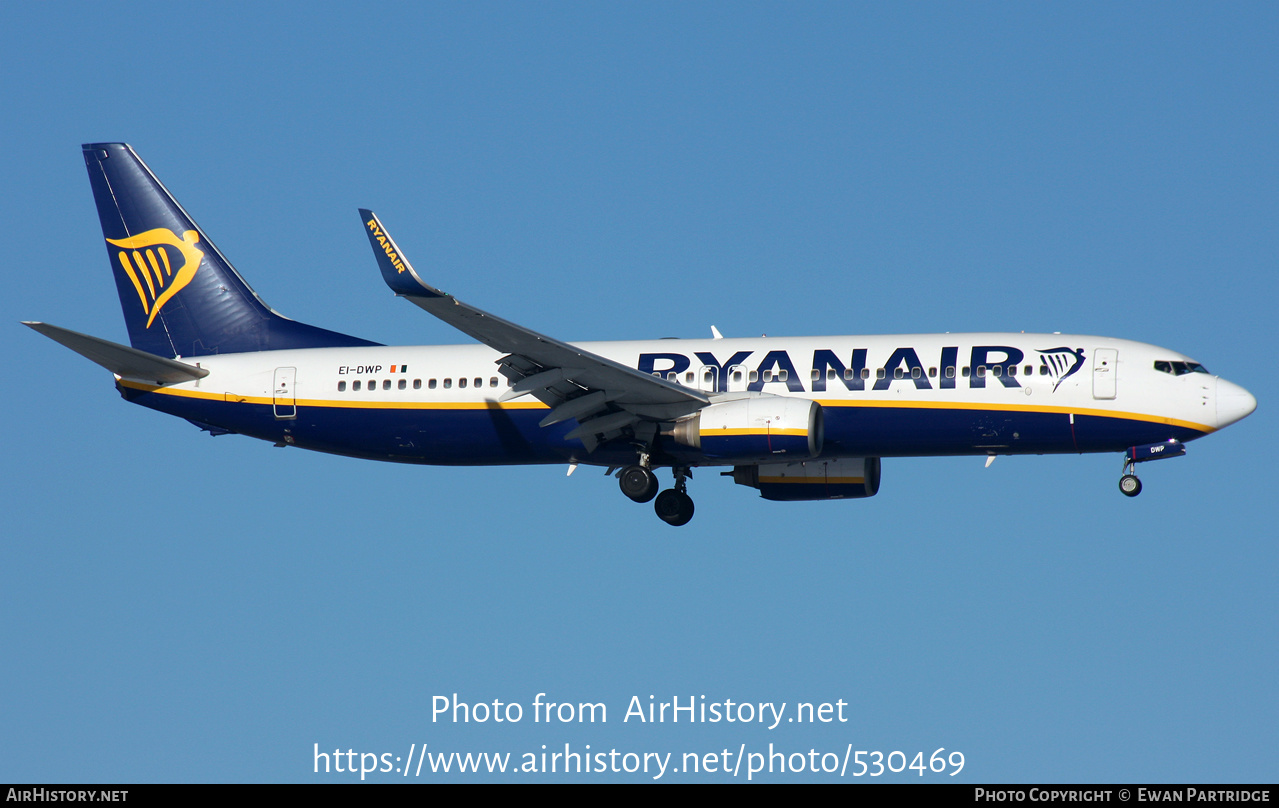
[106,228,204,328]
[1037,347,1086,393]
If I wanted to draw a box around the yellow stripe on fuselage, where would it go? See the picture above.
[117,380,1214,433]
[701,428,810,437]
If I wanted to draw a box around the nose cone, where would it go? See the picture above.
[1216,378,1257,428]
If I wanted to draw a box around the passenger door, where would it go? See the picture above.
[273,367,297,419]
[1092,349,1117,400]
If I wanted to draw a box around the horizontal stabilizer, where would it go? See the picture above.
[24,322,209,385]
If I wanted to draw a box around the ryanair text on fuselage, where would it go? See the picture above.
[636,345,1082,393]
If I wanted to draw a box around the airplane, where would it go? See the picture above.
[25,143,1257,526]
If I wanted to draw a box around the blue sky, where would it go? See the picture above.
[2,2,1275,783]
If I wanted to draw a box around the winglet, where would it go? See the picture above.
[358,209,446,298]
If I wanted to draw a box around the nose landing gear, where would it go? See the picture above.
[1117,440,1185,497]
[1119,471,1143,497]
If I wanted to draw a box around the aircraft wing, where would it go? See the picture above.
[359,210,708,448]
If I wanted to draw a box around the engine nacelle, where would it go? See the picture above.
[672,397,823,462]
[730,457,881,501]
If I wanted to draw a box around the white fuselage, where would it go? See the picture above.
[120,333,1248,467]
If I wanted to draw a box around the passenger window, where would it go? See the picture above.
[962,367,970,377]
[1024,365,1033,376]
[732,370,743,383]
[383,379,391,390]
[812,369,822,382]
[779,370,788,381]
[992,366,1002,377]
[928,367,937,378]
[1006,366,1015,377]
[911,367,921,379]
[338,381,346,392]
[353,380,361,391]
[490,377,498,387]
[429,379,437,389]
[685,372,694,384]
[474,377,482,388]
[861,368,870,379]
[444,379,452,389]
[414,379,422,390]
[945,366,955,378]
[843,369,852,380]
[459,378,468,388]
[749,370,758,382]
[398,379,406,390]
[877,368,886,380]
[893,368,904,380]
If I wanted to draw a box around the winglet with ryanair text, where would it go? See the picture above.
[359,209,445,298]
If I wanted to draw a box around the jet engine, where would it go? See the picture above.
[671,396,823,462]
[729,457,881,501]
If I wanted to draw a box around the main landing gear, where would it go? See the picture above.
[618,462,695,526]
[618,464,659,503]
[654,468,695,527]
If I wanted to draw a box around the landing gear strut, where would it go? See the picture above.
[654,467,695,527]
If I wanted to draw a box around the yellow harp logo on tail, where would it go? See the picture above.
[106,229,204,328]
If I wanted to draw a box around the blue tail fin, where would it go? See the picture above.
[83,143,380,357]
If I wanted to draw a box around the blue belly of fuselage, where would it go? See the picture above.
[122,384,1207,467]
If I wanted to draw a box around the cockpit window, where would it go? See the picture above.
[1154,360,1209,376]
